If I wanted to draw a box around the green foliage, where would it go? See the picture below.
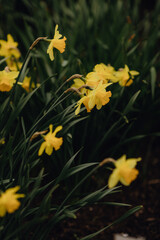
[0,0,160,239]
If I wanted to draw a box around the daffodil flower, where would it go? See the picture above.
[115,65,139,86]
[21,76,40,92]
[47,25,66,61]
[0,34,21,59]
[0,69,19,92]
[7,59,22,71]
[0,186,25,217]
[86,63,118,87]
[108,155,141,188]
[75,82,112,115]
[38,124,63,156]
[71,78,87,95]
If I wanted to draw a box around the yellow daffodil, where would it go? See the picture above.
[22,76,37,92]
[115,65,139,86]
[86,71,102,88]
[0,186,25,217]
[0,69,19,92]
[75,82,112,115]
[94,63,118,82]
[47,25,66,61]
[0,34,21,59]
[7,58,22,71]
[71,78,87,95]
[86,63,118,87]
[108,155,141,188]
[38,124,63,156]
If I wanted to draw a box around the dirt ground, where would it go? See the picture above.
[51,137,160,240]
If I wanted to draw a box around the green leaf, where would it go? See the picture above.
[150,66,156,99]
[123,90,141,115]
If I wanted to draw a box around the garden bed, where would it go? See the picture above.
[52,138,160,240]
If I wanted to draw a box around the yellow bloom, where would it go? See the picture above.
[47,25,66,61]
[7,58,22,71]
[108,155,141,188]
[71,78,87,95]
[22,76,37,92]
[75,82,112,115]
[86,63,118,87]
[0,186,25,217]
[94,63,118,82]
[38,124,63,156]
[115,65,139,86]
[0,34,21,59]
[0,69,19,92]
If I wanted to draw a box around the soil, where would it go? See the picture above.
[51,138,160,240]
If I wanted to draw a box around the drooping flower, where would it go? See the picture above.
[114,65,139,86]
[75,82,112,115]
[0,69,19,92]
[47,25,66,61]
[0,34,21,59]
[0,186,25,217]
[38,124,63,156]
[108,155,141,188]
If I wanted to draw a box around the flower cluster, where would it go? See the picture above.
[71,63,139,115]
[0,25,67,92]
[0,186,25,217]
[0,35,39,92]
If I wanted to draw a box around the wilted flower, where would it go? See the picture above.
[115,65,139,86]
[38,124,63,156]
[108,155,141,188]
[0,34,20,59]
[0,69,19,92]
[47,25,66,61]
[0,186,25,217]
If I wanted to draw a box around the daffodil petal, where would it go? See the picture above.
[53,125,63,136]
[108,169,120,188]
[45,146,53,155]
[127,157,141,168]
[38,142,46,156]
[115,155,126,168]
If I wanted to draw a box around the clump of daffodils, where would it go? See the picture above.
[70,63,139,115]
[71,63,139,89]
[0,186,25,217]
